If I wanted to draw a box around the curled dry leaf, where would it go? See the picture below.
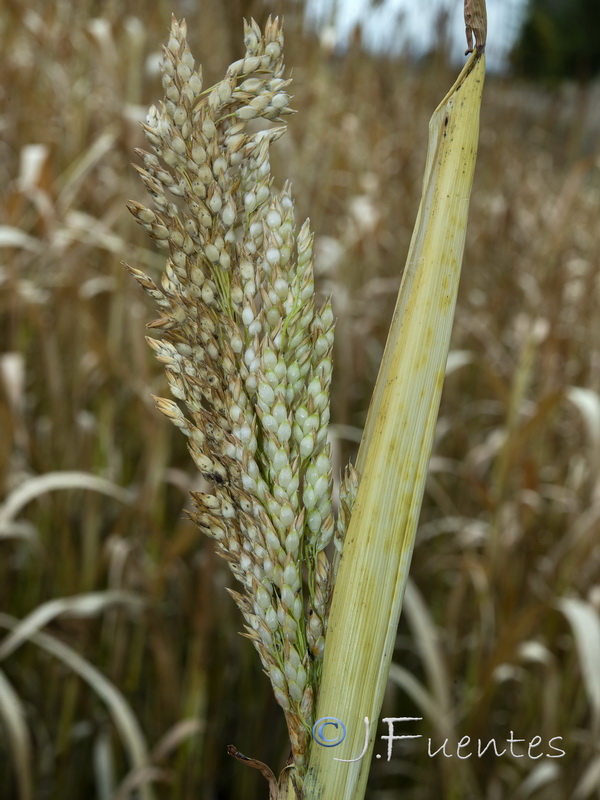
[464,0,488,54]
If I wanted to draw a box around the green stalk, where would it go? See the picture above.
[303,48,486,800]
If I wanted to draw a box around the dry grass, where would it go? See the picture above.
[1,1,599,799]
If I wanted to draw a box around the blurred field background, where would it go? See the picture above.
[1,0,600,798]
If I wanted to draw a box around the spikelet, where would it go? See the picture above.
[126,17,355,788]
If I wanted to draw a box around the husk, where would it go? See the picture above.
[301,49,486,800]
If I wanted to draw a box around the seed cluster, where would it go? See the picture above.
[127,16,358,773]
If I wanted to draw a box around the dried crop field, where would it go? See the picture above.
[1,1,599,799]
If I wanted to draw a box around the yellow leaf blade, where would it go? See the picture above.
[304,51,485,800]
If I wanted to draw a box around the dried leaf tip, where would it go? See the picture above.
[464,0,487,54]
